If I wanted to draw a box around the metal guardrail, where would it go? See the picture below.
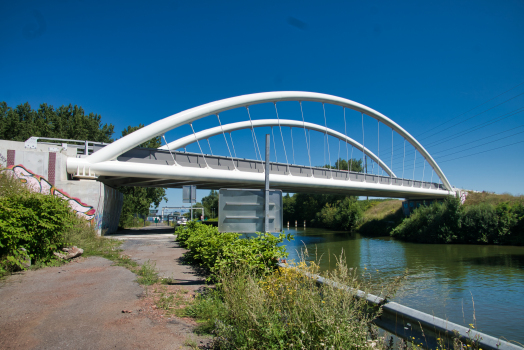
[24,137,108,155]
[278,263,523,350]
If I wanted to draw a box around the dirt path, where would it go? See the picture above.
[0,225,210,350]
[110,225,207,290]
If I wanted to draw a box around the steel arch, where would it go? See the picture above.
[80,91,452,190]
[159,119,396,177]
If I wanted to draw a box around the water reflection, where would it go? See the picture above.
[281,227,524,344]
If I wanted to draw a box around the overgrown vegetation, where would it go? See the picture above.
[0,170,124,276]
[0,101,166,231]
[392,196,524,245]
[175,221,292,280]
[357,200,404,236]
[175,222,406,349]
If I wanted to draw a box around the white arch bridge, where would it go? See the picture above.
[67,92,456,199]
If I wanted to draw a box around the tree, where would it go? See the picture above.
[118,124,167,227]
[323,158,363,173]
[182,202,203,220]
[0,101,114,142]
[202,190,219,219]
[120,124,160,148]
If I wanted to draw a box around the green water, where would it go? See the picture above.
[282,227,524,344]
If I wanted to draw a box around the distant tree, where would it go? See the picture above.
[120,124,160,148]
[283,193,296,223]
[118,124,167,227]
[182,202,203,220]
[322,158,363,172]
[202,190,219,219]
[0,102,114,142]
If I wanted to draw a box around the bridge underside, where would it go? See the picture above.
[82,147,450,199]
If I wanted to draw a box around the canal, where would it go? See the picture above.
[281,227,524,345]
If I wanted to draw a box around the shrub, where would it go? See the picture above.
[392,196,524,245]
[0,189,76,269]
[0,171,110,275]
[315,197,363,231]
[175,221,292,280]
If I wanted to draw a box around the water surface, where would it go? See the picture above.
[282,227,524,344]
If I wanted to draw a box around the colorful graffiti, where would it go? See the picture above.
[2,164,96,221]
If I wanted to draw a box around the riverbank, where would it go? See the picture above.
[391,194,524,245]
[285,192,524,246]
[174,221,405,349]
[283,226,524,345]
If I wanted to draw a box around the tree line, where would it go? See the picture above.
[1,102,166,228]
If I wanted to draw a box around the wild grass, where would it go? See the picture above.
[357,200,404,236]
[464,191,524,207]
[361,200,403,221]
[184,250,404,349]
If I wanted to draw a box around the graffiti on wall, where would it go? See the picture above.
[2,164,96,221]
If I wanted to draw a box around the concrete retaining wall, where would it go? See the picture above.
[0,140,122,235]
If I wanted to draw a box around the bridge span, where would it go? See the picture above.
[65,91,457,200]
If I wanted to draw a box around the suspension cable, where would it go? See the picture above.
[390,128,393,178]
[344,107,348,172]
[377,120,380,176]
[271,127,278,162]
[337,139,340,170]
[412,150,417,182]
[207,139,213,156]
[246,107,264,169]
[189,123,210,168]
[350,146,354,172]
[290,127,296,164]
[422,160,426,182]
[299,102,313,174]
[162,134,177,166]
[216,114,237,170]
[228,133,237,158]
[323,103,332,177]
[402,139,406,180]
[362,112,366,174]
[274,103,289,166]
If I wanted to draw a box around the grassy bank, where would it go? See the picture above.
[356,200,404,236]
[174,222,407,349]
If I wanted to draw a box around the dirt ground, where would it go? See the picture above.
[0,225,211,350]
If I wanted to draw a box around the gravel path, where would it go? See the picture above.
[0,225,210,350]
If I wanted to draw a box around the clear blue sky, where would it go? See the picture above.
[2,0,524,209]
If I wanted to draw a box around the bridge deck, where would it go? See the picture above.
[92,146,447,198]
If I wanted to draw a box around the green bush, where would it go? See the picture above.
[175,221,292,279]
[391,197,524,245]
[0,190,76,269]
[0,172,113,276]
[315,197,362,231]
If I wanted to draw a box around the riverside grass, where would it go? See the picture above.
[176,222,408,349]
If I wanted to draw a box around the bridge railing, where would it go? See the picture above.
[100,145,446,191]
[24,137,109,156]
